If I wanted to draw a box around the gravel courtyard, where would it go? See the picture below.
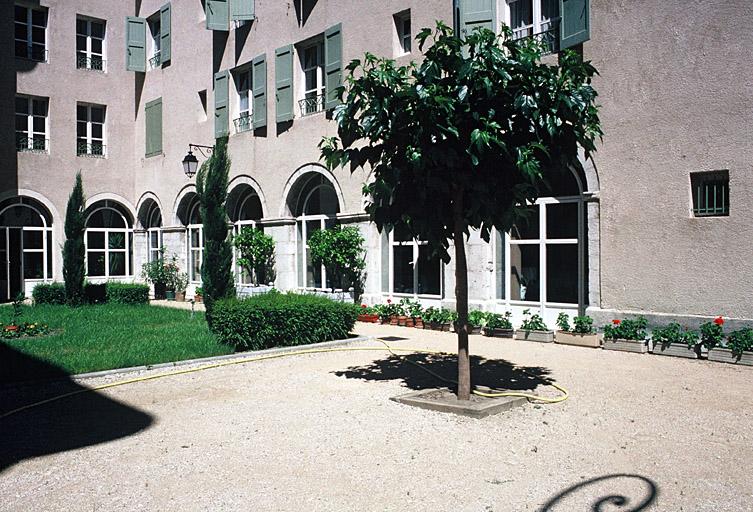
[2,323,753,511]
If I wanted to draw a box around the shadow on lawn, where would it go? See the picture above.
[0,343,153,473]
[333,349,553,394]
[539,473,659,511]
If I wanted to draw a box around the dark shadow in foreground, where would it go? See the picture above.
[539,474,659,512]
[333,351,553,394]
[0,343,154,473]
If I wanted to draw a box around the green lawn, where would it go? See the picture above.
[0,304,234,382]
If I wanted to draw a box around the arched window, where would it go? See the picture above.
[0,197,53,301]
[85,200,133,278]
[228,184,264,284]
[493,167,585,322]
[289,173,340,290]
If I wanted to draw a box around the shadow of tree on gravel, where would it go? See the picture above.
[332,351,553,394]
[539,473,659,511]
[0,343,154,473]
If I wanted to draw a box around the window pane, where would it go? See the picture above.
[87,231,105,249]
[15,24,27,41]
[510,244,540,301]
[91,107,104,123]
[90,38,102,54]
[392,245,414,294]
[417,245,440,295]
[32,100,47,116]
[15,41,28,58]
[306,252,322,288]
[191,228,201,247]
[15,6,27,22]
[91,21,104,39]
[23,230,43,249]
[495,230,505,299]
[108,232,125,250]
[546,244,578,304]
[31,9,46,27]
[46,232,53,278]
[109,251,126,276]
[15,97,28,114]
[23,252,43,279]
[191,251,201,281]
[77,122,87,137]
[546,203,578,239]
[31,26,45,44]
[510,208,539,240]
[32,116,45,132]
[150,231,159,247]
[394,224,413,242]
[87,251,106,276]
[91,124,103,139]
[76,35,86,52]
[77,19,87,35]
[16,115,28,131]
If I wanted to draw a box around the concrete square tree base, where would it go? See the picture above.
[390,388,527,419]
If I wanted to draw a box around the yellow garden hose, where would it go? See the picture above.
[0,340,567,420]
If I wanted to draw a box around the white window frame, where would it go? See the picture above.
[77,103,106,157]
[232,219,257,285]
[505,0,560,41]
[76,16,106,71]
[85,207,132,279]
[387,231,443,299]
[0,202,53,299]
[15,5,47,62]
[298,40,325,116]
[394,10,412,56]
[15,95,48,153]
[187,201,203,284]
[146,205,163,263]
[296,214,337,291]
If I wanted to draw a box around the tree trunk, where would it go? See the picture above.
[453,188,471,401]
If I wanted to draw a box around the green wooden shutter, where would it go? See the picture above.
[125,16,146,72]
[214,71,229,138]
[324,24,342,110]
[275,45,294,123]
[252,54,267,129]
[459,0,496,37]
[145,98,163,157]
[160,3,171,62]
[231,0,255,21]
[206,0,229,31]
[560,0,590,49]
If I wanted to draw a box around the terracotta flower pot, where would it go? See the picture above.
[194,294,203,303]
[389,315,399,326]
[397,315,408,327]
[357,314,379,323]
[175,291,186,302]
[414,317,424,329]
[405,317,415,328]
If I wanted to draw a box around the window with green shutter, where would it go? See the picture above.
[145,98,162,157]
[275,45,294,123]
[214,71,229,138]
[231,0,255,21]
[324,24,342,111]
[160,3,171,63]
[559,0,590,49]
[125,16,146,72]
[251,54,267,129]
[458,0,496,37]
[509,0,561,53]
[206,0,229,31]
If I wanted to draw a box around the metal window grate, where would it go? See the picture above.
[149,51,161,69]
[691,171,729,217]
[16,136,48,152]
[298,94,325,117]
[77,55,105,71]
[77,142,106,157]
[234,114,252,133]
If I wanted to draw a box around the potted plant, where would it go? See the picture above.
[708,325,753,366]
[194,286,204,303]
[467,310,485,335]
[422,307,438,329]
[602,316,649,353]
[402,298,424,328]
[141,248,169,299]
[555,313,600,348]
[357,304,379,323]
[397,299,410,326]
[514,309,554,342]
[482,311,514,338]
[650,322,699,359]
[173,271,188,302]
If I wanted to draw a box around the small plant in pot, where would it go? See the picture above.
[514,309,554,342]
[172,271,188,302]
[481,311,513,338]
[706,318,753,365]
[650,322,699,359]
[399,298,417,327]
[194,286,204,303]
[555,313,600,348]
[602,316,649,353]
[357,304,379,323]
[400,298,424,328]
[467,310,486,335]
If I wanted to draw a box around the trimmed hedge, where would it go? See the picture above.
[106,282,150,305]
[212,291,360,350]
[32,282,66,305]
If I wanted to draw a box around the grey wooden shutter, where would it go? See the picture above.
[560,0,590,49]
[160,3,171,62]
[214,71,229,138]
[125,16,146,72]
[206,0,229,31]
[459,0,496,37]
[252,54,267,129]
[324,24,342,110]
[145,98,163,156]
[231,0,255,21]
[275,45,294,123]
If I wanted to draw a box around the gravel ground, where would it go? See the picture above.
[2,323,753,511]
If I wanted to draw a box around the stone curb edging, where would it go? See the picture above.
[70,335,375,382]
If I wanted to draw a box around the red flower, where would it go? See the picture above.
[612,319,621,325]
[387,299,392,304]
[361,304,367,309]
[714,316,724,326]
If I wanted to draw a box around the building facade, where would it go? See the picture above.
[3,0,752,327]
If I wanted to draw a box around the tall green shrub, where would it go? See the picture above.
[307,226,366,302]
[63,172,86,305]
[196,136,235,326]
[233,227,276,286]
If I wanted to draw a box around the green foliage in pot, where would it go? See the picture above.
[468,310,486,328]
[233,227,276,286]
[603,317,648,341]
[557,313,595,334]
[172,272,188,294]
[141,249,182,288]
[195,286,204,296]
[520,309,548,332]
[724,327,753,358]
[700,316,725,350]
[307,226,366,302]
[483,311,513,330]
[651,322,698,349]
[399,298,423,319]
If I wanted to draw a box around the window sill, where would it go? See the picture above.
[17,149,49,155]
[145,152,163,159]
[388,292,443,300]
[77,153,107,159]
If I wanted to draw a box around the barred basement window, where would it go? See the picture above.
[691,171,729,217]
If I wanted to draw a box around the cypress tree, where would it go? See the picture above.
[63,172,86,305]
[197,136,235,327]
